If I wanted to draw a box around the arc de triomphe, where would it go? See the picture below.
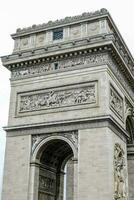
[1,8,134,200]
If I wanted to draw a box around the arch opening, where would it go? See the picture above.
[126,116,134,145]
[37,139,75,200]
[126,115,134,200]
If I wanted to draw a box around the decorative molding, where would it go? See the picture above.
[125,98,133,119]
[2,40,134,96]
[9,49,133,100]
[11,53,108,79]
[110,85,123,119]
[2,34,133,82]
[13,9,108,36]
[8,49,133,99]
[108,57,134,98]
[114,143,128,200]
[39,175,55,193]
[2,35,113,67]
[17,82,97,114]
[32,131,78,153]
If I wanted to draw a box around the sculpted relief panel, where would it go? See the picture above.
[38,174,56,200]
[70,25,81,38]
[110,85,123,119]
[114,143,128,200]
[17,82,97,115]
[39,175,56,193]
[20,36,30,49]
[36,33,46,47]
[87,21,100,36]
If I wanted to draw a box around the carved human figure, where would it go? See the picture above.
[110,88,123,117]
[114,143,127,200]
[19,85,96,112]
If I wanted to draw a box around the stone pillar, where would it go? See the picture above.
[127,145,134,200]
[2,135,31,200]
[56,172,64,200]
[28,162,40,200]
[73,159,78,200]
[78,127,128,200]
[66,159,74,200]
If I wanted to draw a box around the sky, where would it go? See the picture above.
[0,0,134,198]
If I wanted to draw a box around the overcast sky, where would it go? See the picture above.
[0,0,134,198]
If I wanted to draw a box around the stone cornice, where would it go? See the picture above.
[4,115,128,141]
[1,34,113,66]
[1,37,134,90]
[11,8,108,38]
[4,116,129,145]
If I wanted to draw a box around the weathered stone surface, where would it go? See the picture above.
[114,143,127,200]
[2,135,31,200]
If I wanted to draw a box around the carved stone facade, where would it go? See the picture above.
[9,52,133,100]
[125,99,133,118]
[17,82,97,114]
[114,143,128,200]
[39,175,56,193]
[108,58,133,99]
[38,168,56,200]
[32,131,78,153]
[1,9,134,200]
[11,53,108,79]
[110,85,123,119]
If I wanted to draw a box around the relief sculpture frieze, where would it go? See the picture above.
[11,54,108,79]
[110,85,123,119]
[17,82,97,114]
[39,175,55,192]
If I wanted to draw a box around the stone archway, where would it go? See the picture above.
[29,134,78,200]
[126,115,134,200]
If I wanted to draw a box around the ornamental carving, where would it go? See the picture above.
[32,131,78,153]
[87,22,99,34]
[21,37,29,47]
[125,98,133,118]
[70,25,81,37]
[16,9,108,34]
[38,192,54,200]
[10,51,134,100]
[18,83,96,113]
[114,143,128,200]
[108,58,134,100]
[39,175,55,192]
[110,86,123,119]
[11,54,108,79]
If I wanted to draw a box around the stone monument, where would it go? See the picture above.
[1,8,134,200]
